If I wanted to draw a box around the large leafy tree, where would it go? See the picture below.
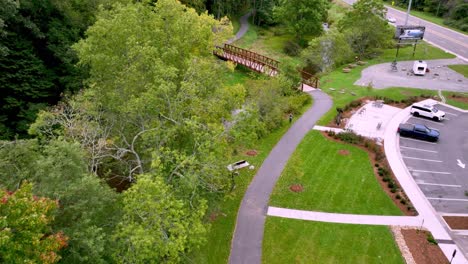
[70,0,235,193]
[113,174,207,263]
[339,0,393,57]
[0,182,68,264]
[303,30,354,72]
[0,140,121,263]
[274,0,329,40]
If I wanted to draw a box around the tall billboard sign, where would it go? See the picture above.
[395,25,426,40]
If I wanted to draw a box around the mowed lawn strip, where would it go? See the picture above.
[448,64,468,78]
[270,131,402,215]
[263,217,404,264]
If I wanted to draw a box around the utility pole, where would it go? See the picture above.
[404,0,413,26]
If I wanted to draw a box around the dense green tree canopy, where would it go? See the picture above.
[274,0,330,40]
[0,182,67,264]
[0,140,121,263]
[113,174,207,263]
[339,0,393,57]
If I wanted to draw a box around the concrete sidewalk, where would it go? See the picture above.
[268,206,422,227]
[384,100,468,263]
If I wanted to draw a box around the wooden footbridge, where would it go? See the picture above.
[214,44,279,77]
[213,43,319,88]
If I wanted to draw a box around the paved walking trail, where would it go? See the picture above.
[226,11,253,44]
[268,206,422,226]
[228,91,332,264]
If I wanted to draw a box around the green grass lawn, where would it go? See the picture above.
[387,5,467,35]
[233,23,304,65]
[190,93,312,263]
[448,65,468,78]
[270,131,402,215]
[443,91,468,110]
[263,217,404,264]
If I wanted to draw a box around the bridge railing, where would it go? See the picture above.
[214,44,279,73]
[300,70,319,88]
[222,44,280,70]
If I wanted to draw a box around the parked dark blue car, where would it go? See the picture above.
[398,123,440,142]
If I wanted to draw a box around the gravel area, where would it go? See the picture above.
[355,58,468,92]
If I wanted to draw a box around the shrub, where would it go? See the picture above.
[395,194,401,199]
[375,163,379,168]
[427,233,438,245]
[375,150,385,161]
[400,199,407,205]
[383,177,390,182]
[336,132,363,144]
[283,40,302,56]
[387,182,395,189]
[284,93,311,114]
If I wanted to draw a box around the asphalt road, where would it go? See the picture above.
[340,0,468,61]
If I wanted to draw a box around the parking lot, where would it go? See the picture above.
[399,104,468,214]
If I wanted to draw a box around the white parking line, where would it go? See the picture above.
[410,169,452,175]
[400,146,437,153]
[402,156,443,162]
[444,112,458,116]
[400,138,437,145]
[418,182,461,188]
[428,197,468,202]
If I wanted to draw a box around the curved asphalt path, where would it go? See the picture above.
[228,91,332,264]
[226,11,253,44]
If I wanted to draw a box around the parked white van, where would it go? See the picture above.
[412,60,427,76]
[410,103,445,121]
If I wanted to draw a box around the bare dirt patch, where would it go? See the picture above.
[209,211,226,222]
[401,229,447,264]
[338,149,350,155]
[443,216,468,229]
[246,150,258,156]
[289,184,303,193]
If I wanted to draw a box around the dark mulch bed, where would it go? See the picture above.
[401,229,447,264]
[289,184,303,193]
[443,216,468,229]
